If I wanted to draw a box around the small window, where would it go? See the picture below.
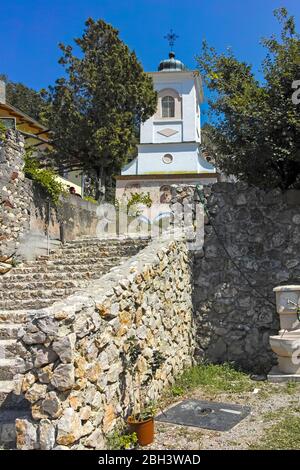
[162,154,173,164]
[162,96,175,118]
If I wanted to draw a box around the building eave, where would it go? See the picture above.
[0,102,49,134]
[147,70,204,103]
[115,172,219,181]
[138,141,200,146]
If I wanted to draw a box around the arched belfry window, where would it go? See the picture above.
[161,96,175,118]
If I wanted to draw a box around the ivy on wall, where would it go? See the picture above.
[0,122,6,142]
[23,151,66,206]
[127,192,152,212]
[116,191,152,216]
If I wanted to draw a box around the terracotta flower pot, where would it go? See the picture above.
[127,416,154,446]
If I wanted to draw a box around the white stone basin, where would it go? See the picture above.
[269,334,300,357]
[270,285,300,378]
[273,285,300,330]
[279,313,300,330]
[278,356,300,375]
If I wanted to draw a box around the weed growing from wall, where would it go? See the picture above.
[23,150,66,206]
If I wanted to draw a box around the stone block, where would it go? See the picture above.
[39,419,55,450]
[16,419,38,450]
[56,408,82,446]
[53,333,76,364]
[51,364,75,391]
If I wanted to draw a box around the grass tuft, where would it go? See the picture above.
[170,363,254,396]
[251,415,300,450]
[285,381,298,395]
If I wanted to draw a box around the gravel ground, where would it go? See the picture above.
[147,383,300,450]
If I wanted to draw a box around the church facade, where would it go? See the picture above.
[115,51,218,226]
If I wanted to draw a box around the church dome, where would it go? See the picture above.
[158,52,186,72]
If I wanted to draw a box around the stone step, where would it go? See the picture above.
[55,239,148,249]
[0,311,28,324]
[0,298,70,311]
[49,242,147,254]
[0,324,22,340]
[63,237,149,247]
[0,266,125,287]
[0,279,85,291]
[62,239,127,247]
[24,255,127,266]
[0,358,17,380]
[3,260,124,275]
[0,287,77,302]
[61,245,148,254]
[0,271,94,283]
[47,249,141,261]
[0,380,29,412]
[0,409,31,448]
[0,339,25,358]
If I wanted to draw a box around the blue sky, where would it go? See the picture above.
[1,0,300,113]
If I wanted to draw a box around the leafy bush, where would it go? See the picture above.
[197,9,300,190]
[116,191,152,216]
[127,192,152,212]
[106,430,138,450]
[24,152,66,206]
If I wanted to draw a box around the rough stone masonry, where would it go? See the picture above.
[0,130,31,270]
[193,182,300,374]
[14,235,194,449]
[0,129,118,264]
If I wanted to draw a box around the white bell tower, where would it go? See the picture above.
[116,33,217,224]
[121,46,215,177]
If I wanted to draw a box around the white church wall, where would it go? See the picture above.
[140,115,154,143]
[121,143,216,176]
[196,102,201,143]
[197,153,215,172]
[136,143,215,175]
[182,80,199,143]
[154,79,183,94]
[153,121,182,143]
[122,144,215,176]
[121,158,138,175]
[140,73,200,145]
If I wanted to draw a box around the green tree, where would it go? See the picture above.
[0,74,47,122]
[197,8,300,190]
[46,18,157,200]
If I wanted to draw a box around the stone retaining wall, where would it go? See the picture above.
[0,130,110,264]
[0,131,31,267]
[169,184,204,251]
[193,182,300,374]
[14,236,194,449]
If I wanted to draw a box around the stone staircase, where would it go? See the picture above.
[0,310,30,447]
[0,238,149,310]
[0,236,149,448]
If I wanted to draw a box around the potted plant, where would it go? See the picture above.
[125,338,165,446]
[127,401,156,446]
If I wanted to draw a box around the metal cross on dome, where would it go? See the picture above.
[164,29,179,50]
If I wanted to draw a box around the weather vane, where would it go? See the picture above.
[164,29,179,50]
